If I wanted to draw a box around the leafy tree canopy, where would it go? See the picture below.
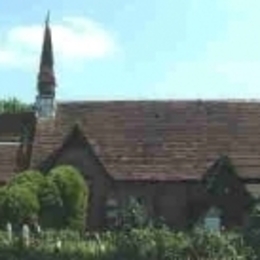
[0,185,39,227]
[8,170,45,194]
[0,98,32,114]
[48,165,88,231]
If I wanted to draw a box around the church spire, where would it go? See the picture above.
[36,12,56,118]
[37,11,56,96]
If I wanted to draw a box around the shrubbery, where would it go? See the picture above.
[0,166,88,231]
[0,185,39,228]
[8,170,45,194]
[115,196,148,230]
[38,177,63,229]
[49,165,88,231]
[111,228,255,260]
[0,228,255,260]
[243,200,260,257]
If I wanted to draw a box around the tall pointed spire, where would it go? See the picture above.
[37,11,56,96]
[36,12,56,118]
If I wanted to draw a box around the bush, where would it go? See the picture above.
[8,170,45,195]
[0,166,88,231]
[0,229,254,260]
[110,228,255,260]
[243,201,260,256]
[38,177,63,229]
[116,197,148,230]
[0,185,39,228]
[49,165,88,231]
[188,228,255,259]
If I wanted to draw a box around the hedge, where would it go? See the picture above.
[0,228,255,260]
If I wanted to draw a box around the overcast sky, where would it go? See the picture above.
[0,0,259,103]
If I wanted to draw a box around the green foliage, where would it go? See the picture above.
[0,98,32,114]
[112,228,255,260]
[243,201,260,256]
[0,185,39,228]
[0,166,88,231]
[116,197,148,230]
[0,228,254,260]
[189,228,254,259]
[49,165,88,231]
[38,177,63,229]
[8,170,45,194]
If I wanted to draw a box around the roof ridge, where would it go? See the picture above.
[57,99,260,105]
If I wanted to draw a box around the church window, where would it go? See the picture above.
[203,206,222,231]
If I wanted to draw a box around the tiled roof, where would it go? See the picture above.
[0,112,35,139]
[30,100,260,181]
[0,112,36,181]
[0,144,22,182]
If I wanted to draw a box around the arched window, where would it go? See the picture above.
[203,206,222,231]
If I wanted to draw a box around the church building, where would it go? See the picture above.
[0,16,259,230]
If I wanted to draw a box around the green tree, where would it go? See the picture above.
[49,165,88,231]
[38,176,63,229]
[0,98,32,114]
[0,185,39,228]
[8,170,45,194]
[7,170,64,229]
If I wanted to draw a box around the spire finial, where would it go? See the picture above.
[45,10,50,26]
